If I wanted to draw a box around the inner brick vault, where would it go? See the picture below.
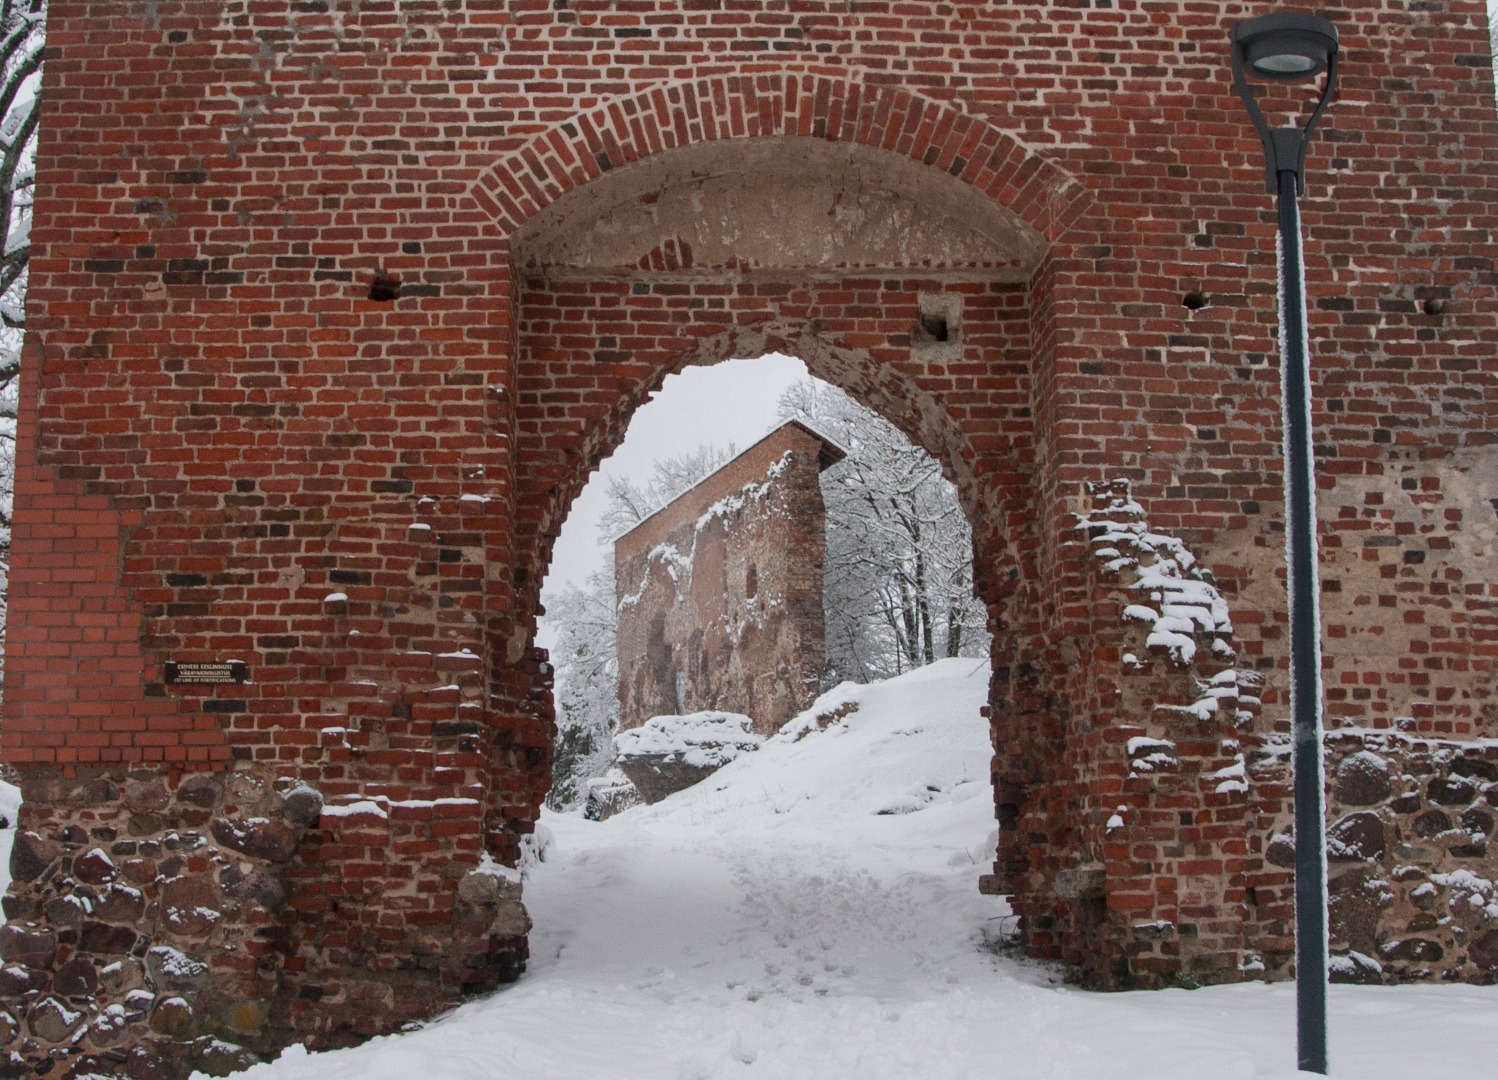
[1,2,1497,1077]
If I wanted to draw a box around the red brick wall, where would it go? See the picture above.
[614,422,837,735]
[3,0,1496,1071]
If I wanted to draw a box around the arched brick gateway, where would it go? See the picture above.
[2,3,1497,1076]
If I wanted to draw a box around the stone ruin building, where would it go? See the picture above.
[614,421,844,739]
[0,1,1496,1077]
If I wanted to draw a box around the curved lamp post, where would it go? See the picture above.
[1230,10,1339,1076]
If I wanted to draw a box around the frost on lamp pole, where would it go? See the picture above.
[1230,10,1339,1076]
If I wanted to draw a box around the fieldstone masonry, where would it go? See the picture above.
[614,421,843,736]
[2,1,1497,1075]
[1317,735,1498,982]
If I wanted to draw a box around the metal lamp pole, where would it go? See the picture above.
[1230,11,1340,1076]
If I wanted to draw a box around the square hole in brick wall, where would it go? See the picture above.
[913,292,963,362]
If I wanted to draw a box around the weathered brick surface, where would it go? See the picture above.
[614,421,841,735]
[2,0,1496,1071]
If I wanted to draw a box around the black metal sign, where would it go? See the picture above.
[164,661,248,686]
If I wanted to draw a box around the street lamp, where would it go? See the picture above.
[1230,10,1339,1077]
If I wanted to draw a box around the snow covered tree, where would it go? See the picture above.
[778,380,988,684]
[595,442,738,540]
[0,0,45,694]
[545,564,620,810]
[1491,2,1497,88]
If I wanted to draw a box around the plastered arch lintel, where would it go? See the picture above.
[472,72,1093,246]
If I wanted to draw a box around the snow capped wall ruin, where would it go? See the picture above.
[614,422,844,737]
[1076,479,1498,984]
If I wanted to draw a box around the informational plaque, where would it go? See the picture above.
[164,660,248,686]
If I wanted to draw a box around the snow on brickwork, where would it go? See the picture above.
[1078,481,1234,666]
[1077,479,1260,734]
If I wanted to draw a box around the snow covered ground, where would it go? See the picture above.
[0,778,18,884]
[189,658,1496,1079]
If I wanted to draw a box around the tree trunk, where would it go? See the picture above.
[946,604,962,658]
[915,547,935,665]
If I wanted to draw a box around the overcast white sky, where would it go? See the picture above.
[540,353,810,603]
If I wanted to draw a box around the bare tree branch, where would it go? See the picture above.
[0,0,46,694]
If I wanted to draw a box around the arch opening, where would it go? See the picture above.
[496,123,1096,988]
[539,355,1000,798]
[539,356,1006,928]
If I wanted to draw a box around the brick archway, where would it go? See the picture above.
[478,69,1090,627]
[5,4,1497,1076]
[490,103,1217,997]
[481,73,1093,640]
[480,86,1093,922]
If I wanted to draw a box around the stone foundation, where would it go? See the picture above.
[0,768,528,1079]
[1317,736,1498,983]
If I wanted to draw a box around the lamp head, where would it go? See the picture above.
[1230,11,1340,193]
[1233,12,1338,82]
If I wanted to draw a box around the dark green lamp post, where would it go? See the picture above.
[1230,10,1339,1076]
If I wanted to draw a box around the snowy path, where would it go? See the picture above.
[227,661,1498,1080]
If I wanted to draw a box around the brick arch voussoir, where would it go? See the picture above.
[472,72,1092,243]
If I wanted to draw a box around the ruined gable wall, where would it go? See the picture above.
[615,424,833,736]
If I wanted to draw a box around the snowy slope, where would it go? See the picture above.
[0,778,18,891]
[220,660,1497,1080]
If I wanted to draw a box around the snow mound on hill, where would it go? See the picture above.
[624,658,994,837]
